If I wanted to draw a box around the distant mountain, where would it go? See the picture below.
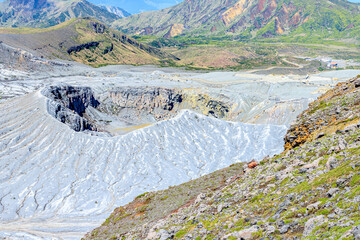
[0,0,120,28]
[0,18,179,66]
[112,0,360,39]
[90,0,179,15]
[99,5,131,18]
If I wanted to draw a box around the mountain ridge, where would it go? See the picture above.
[99,5,131,18]
[0,0,120,28]
[113,0,360,40]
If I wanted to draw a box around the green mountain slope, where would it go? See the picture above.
[84,76,360,239]
[113,0,360,40]
[0,18,179,66]
[0,0,120,28]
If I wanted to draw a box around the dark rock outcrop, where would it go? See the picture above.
[88,21,106,34]
[111,33,180,61]
[43,85,99,132]
[67,42,100,54]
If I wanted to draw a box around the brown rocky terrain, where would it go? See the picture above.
[84,76,360,239]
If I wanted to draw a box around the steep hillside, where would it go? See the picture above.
[113,0,360,39]
[85,76,360,239]
[285,76,360,150]
[0,18,179,66]
[0,0,120,28]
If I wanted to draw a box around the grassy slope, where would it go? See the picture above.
[0,18,78,34]
[0,18,178,67]
[156,41,360,71]
[133,29,360,70]
[85,76,360,239]
[68,19,159,66]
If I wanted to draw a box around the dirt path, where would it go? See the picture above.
[246,57,305,73]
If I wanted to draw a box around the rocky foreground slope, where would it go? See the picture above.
[85,76,360,239]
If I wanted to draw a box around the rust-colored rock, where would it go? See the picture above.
[164,24,184,38]
[248,161,258,169]
[284,76,360,150]
[221,0,250,25]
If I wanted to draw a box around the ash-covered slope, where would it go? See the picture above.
[0,87,286,239]
[85,77,360,240]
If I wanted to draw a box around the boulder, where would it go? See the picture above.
[303,158,321,169]
[326,157,338,171]
[354,79,360,88]
[303,215,327,237]
[353,225,360,239]
[238,226,260,240]
[222,226,260,239]
[327,188,339,198]
[248,161,258,169]
[280,224,290,234]
[307,201,321,211]
[266,225,276,234]
[158,229,173,240]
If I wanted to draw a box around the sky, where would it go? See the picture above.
[88,0,181,14]
[0,0,359,14]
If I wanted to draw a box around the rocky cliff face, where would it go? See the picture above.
[43,85,100,132]
[102,87,232,122]
[105,87,183,121]
[42,85,233,134]
[85,76,360,240]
